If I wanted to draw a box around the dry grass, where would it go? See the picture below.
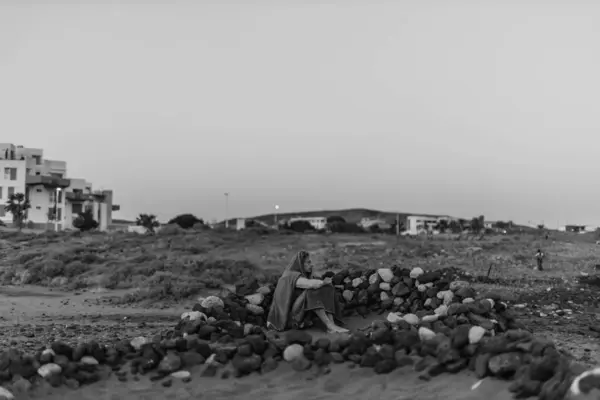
[0,227,596,303]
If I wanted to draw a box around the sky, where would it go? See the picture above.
[1,1,599,227]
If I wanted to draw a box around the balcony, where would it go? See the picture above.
[25,175,71,189]
[65,192,94,202]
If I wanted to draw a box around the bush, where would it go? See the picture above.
[329,221,365,234]
[168,214,203,229]
[73,210,99,232]
[288,220,315,233]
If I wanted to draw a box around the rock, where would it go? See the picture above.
[352,278,364,288]
[387,312,403,324]
[232,354,262,375]
[291,356,311,371]
[246,304,265,315]
[0,387,13,400]
[80,356,99,365]
[449,281,469,292]
[422,314,438,323]
[468,326,486,345]
[379,283,391,291]
[392,283,410,297]
[378,268,394,283]
[171,370,191,379]
[180,351,206,367]
[418,327,436,342]
[410,268,424,279]
[283,344,304,362]
[158,352,182,374]
[38,363,62,379]
[343,290,354,302]
[462,298,475,304]
[369,273,381,285]
[130,337,149,351]
[380,292,390,302]
[488,352,523,377]
[245,293,264,306]
[181,311,207,321]
[257,286,271,295]
[393,297,404,306]
[201,296,225,310]
[403,314,419,325]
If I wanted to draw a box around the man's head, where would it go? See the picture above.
[299,250,313,275]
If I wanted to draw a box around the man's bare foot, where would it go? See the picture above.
[327,325,349,334]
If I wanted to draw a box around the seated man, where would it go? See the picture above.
[267,250,348,333]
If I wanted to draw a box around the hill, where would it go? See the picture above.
[247,208,448,225]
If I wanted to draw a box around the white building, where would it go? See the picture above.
[405,215,449,235]
[359,218,391,230]
[288,216,327,230]
[0,143,118,231]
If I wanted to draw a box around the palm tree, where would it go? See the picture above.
[136,213,160,233]
[4,193,31,231]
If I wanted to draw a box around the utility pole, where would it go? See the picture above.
[274,205,279,227]
[224,192,229,229]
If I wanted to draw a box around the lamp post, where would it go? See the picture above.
[224,192,229,229]
[274,205,279,227]
[54,187,62,232]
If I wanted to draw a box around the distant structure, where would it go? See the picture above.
[288,216,327,230]
[559,225,595,233]
[359,218,391,230]
[404,215,451,235]
[0,143,118,231]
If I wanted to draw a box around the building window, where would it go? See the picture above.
[57,208,62,220]
[36,189,42,192]
[49,190,63,203]
[33,155,41,165]
[7,187,14,197]
[3,168,16,181]
[35,172,40,176]
[36,206,41,210]
[0,187,2,199]
[72,203,83,214]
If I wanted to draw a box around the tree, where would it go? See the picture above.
[326,215,346,224]
[289,220,315,233]
[168,214,203,229]
[328,221,364,234]
[470,216,485,233]
[435,219,449,233]
[136,213,160,233]
[537,224,545,230]
[73,209,99,232]
[449,220,462,234]
[4,193,30,231]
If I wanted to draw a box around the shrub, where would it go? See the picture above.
[168,214,203,229]
[73,210,99,232]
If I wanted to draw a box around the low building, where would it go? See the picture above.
[359,218,391,230]
[288,216,327,230]
[0,143,119,231]
[405,215,450,235]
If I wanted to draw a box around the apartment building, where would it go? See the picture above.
[0,143,118,231]
[288,216,327,230]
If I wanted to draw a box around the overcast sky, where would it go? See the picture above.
[1,1,599,226]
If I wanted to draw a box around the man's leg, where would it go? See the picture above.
[314,309,348,333]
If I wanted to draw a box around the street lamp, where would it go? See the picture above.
[274,205,279,227]
[54,187,62,232]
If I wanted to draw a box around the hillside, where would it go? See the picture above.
[248,208,447,225]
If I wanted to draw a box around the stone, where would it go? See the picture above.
[201,296,225,309]
[410,267,424,279]
[291,356,311,371]
[392,283,410,297]
[449,281,469,291]
[0,387,13,400]
[38,363,62,379]
[488,352,523,377]
[246,304,264,315]
[352,278,364,288]
[180,351,206,367]
[283,344,304,362]
[468,326,486,345]
[378,268,394,283]
[245,293,264,306]
[387,312,403,324]
[130,337,149,351]
[418,327,436,342]
[422,314,438,323]
[158,352,182,374]
[181,311,207,321]
[171,370,191,379]
[380,292,390,302]
[379,282,391,291]
[403,314,419,325]
[342,290,354,302]
[80,356,99,365]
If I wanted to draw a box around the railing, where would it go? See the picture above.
[25,175,70,188]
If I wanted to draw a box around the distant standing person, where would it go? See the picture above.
[535,249,545,271]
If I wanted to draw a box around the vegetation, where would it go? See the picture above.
[136,213,160,233]
[168,214,203,229]
[73,209,99,232]
[4,193,31,231]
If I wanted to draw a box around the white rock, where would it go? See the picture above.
[201,296,225,310]
[80,356,99,365]
[283,344,304,362]
[417,284,427,292]
[380,292,389,302]
[403,313,419,325]
[369,273,381,285]
[569,367,600,396]
[256,286,271,295]
[422,314,439,323]
[437,290,451,299]
[171,370,191,379]
[462,297,475,304]
[38,363,62,379]
[41,349,55,357]
[207,317,217,323]
[205,354,223,367]
[434,305,448,317]
[449,281,469,291]
[245,293,264,306]
[377,268,394,283]
[343,277,352,284]
[180,311,207,321]
[425,282,434,288]
[244,323,254,336]
[485,298,495,308]
[130,337,149,351]
[424,298,432,307]
[418,327,436,341]
[409,267,424,279]
[442,292,454,305]
[386,312,403,324]
[469,326,486,344]
[0,387,13,400]
[393,297,404,306]
[352,278,364,288]
[246,304,264,315]
[343,290,354,302]
[379,282,391,291]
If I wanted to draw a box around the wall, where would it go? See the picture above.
[0,160,27,222]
